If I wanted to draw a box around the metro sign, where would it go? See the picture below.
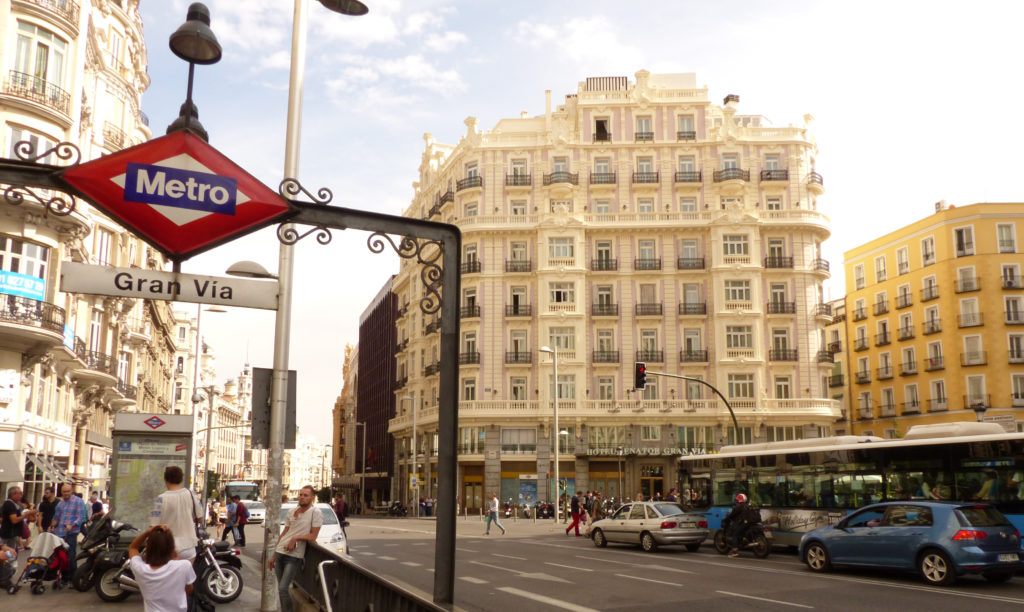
[61,131,292,260]
[144,416,166,429]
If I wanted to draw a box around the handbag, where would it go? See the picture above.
[21,519,30,540]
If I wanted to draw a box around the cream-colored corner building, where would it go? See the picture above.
[0,0,190,500]
[389,71,841,511]
[843,201,1024,436]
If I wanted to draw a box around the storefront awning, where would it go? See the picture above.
[0,451,22,482]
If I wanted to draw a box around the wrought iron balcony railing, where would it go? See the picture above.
[814,303,832,318]
[713,168,749,182]
[898,326,915,340]
[760,169,789,181]
[875,331,891,346]
[543,172,579,186]
[505,351,532,364]
[957,313,983,327]
[635,303,663,316]
[674,170,702,183]
[679,302,706,315]
[960,351,987,366]
[632,171,660,184]
[855,370,871,384]
[873,301,889,315]
[592,132,612,142]
[677,257,704,270]
[592,350,620,363]
[676,130,696,140]
[505,304,531,317]
[921,285,939,301]
[591,258,618,271]
[589,172,616,184]
[456,176,482,191]
[764,256,794,268]
[923,319,941,334]
[829,374,844,387]
[768,349,798,361]
[0,294,66,334]
[633,258,662,270]
[924,356,944,371]
[460,260,481,274]
[815,350,834,363]
[877,365,893,380]
[504,259,531,273]
[808,171,824,187]
[634,131,654,142]
[766,301,796,314]
[103,121,126,150]
[591,303,619,316]
[505,174,532,187]
[680,349,709,362]
[896,294,913,309]
[636,350,664,363]
[813,258,830,272]
[4,70,71,115]
[955,277,980,293]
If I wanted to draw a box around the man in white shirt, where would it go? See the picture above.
[269,485,322,612]
[149,466,204,560]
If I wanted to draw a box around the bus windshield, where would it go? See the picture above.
[225,482,260,501]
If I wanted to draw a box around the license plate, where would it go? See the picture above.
[999,553,1019,562]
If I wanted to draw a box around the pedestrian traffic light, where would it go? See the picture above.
[634,362,647,389]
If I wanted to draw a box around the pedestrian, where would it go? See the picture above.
[634,492,644,502]
[36,486,57,535]
[233,495,248,547]
[208,499,220,537]
[89,492,105,521]
[222,495,239,544]
[333,494,347,522]
[52,483,88,586]
[269,485,322,612]
[565,491,583,536]
[483,493,506,535]
[666,488,679,503]
[2,486,36,550]
[150,466,204,561]
[128,525,195,612]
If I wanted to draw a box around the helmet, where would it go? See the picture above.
[735,493,748,504]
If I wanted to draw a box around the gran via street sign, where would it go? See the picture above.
[61,131,291,261]
[60,262,279,310]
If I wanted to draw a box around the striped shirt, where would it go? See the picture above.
[52,496,88,537]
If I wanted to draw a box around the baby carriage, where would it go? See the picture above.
[7,531,69,595]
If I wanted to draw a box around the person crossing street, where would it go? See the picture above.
[565,491,583,536]
[483,493,505,535]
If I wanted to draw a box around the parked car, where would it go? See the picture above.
[280,503,348,556]
[799,501,1023,585]
[589,501,708,552]
[245,501,266,524]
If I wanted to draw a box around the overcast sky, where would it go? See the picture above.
[138,1,1024,444]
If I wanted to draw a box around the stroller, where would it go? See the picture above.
[7,531,69,595]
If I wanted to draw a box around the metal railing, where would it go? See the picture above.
[813,258,830,272]
[677,257,704,269]
[4,70,71,115]
[635,303,663,316]
[103,121,126,150]
[855,370,871,384]
[591,258,618,271]
[896,294,913,309]
[957,313,983,327]
[636,350,664,362]
[923,319,941,334]
[504,351,532,364]
[543,171,579,186]
[764,256,794,268]
[505,304,531,317]
[591,303,618,316]
[674,170,702,183]
[829,374,844,387]
[676,130,696,140]
[439,190,454,204]
[680,349,709,362]
[766,301,796,314]
[877,365,893,380]
[459,260,481,274]
[592,132,612,142]
[924,356,944,371]
[456,176,482,191]
[760,169,789,181]
[816,350,834,363]
[633,258,662,270]
[592,350,620,363]
[504,260,531,272]
[678,302,706,315]
[875,331,891,346]
[873,301,889,315]
[458,351,480,365]
[634,131,654,142]
[713,168,749,182]
[921,285,939,301]
[590,172,616,184]
[955,277,980,293]
[898,326,915,340]
[632,171,659,183]
[768,349,798,361]
[808,171,824,188]
[460,305,481,318]
[0,294,66,333]
[504,174,531,187]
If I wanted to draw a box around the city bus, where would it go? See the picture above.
[224,480,260,501]
[677,422,1024,547]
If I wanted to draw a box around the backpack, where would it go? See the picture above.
[243,506,250,519]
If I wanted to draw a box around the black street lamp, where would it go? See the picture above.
[166,3,223,142]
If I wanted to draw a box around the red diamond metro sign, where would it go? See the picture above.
[61,131,292,261]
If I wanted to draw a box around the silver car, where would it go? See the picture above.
[590,502,709,552]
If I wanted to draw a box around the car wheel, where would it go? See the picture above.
[804,542,831,572]
[983,571,1014,584]
[919,549,956,586]
[713,530,729,554]
[685,543,701,552]
[592,529,607,548]
[641,532,658,553]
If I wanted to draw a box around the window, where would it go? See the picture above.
[726,326,753,348]
[765,426,803,442]
[594,119,610,141]
[510,242,527,261]
[726,427,753,445]
[682,329,701,352]
[638,283,656,303]
[1003,264,1021,289]
[511,200,526,216]
[15,21,67,89]
[548,237,573,258]
[772,329,790,351]
[464,244,477,262]
[677,115,694,136]
[874,256,887,282]
[682,283,700,305]
[500,428,536,452]
[462,378,476,401]
[596,285,613,305]
[596,329,614,351]
[921,236,935,265]
[510,286,527,309]
[774,376,791,398]
[550,373,576,399]
[462,331,477,353]
[998,223,1017,253]
[931,379,947,405]
[175,356,184,374]
[723,235,748,256]
[678,157,695,173]
[588,426,625,446]
[764,155,780,171]
[637,157,654,174]
[511,159,527,176]
[678,426,715,451]
[966,375,986,405]
[553,157,568,173]
[679,198,697,212]
[595,199,611,214]
[640,329,658,352]
[465,162,478,178]
[594,157,610,174]
[0,236,49,294]
[727,374,754,398]
[722,154,739,170]
[960,297,980,326]
[549,282,575,303]
[854,264,865,289]
[635,116,652,139]
[89,309,103,352]
[897,247,909,275]
[954,226,975,257]
[766,197,781,210]
[464,202,477,217]
[724,280,750,301]
[637,198,654,213]
[767,238,785,261]
[1007,296,1023,324]
[463,288,476,307]
[549,327,575,350]
[640,425,661,441]
[597,377,614,400]
[1009,334,1024,363]
[1013,374,1024,405]
[638,239,656,260]
[510,377,527,401]
[550,199,572,213]
[905,384,920,410]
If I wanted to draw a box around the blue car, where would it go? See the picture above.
[799,501,1023,585]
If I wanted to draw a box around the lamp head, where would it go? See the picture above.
[539,346,554,354]
[226,260,276,279]
[317,0,369,15]
[169,3,222,65]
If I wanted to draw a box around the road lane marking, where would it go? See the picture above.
[615,573,681,587]
[574,555,636,565]
[546,562,593,572]
[383,543,398,547]
[641,564,693,575]
[493,553,527,560]
[377,556,396,561]
[459,576,488,584]
[470,560,570,583]
[717,590,813,609]
[401,561,421,567]
[498,586,598,611]
[412,542,427,546]
[456,548,476,553]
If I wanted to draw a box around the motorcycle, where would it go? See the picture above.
[521,504,532,519]
[95,528,243,603]
[503,499,513,518]
[387,501,407,517]
[535,501,553,519]
[713,519,772,558]
[72,515,135,592]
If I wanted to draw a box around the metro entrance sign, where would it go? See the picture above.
[61,131,291,261]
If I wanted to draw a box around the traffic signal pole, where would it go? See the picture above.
[637,368,740,434]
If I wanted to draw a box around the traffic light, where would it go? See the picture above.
[634,362,647,389]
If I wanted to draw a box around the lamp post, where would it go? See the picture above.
[189,303,225,494]
[616,446,623,502]
[166,2,222,141]
[192,385,218,511]
[539,346,559,521]
[322,444,332,490]
[265,2,366,609]
[402,394,416,516]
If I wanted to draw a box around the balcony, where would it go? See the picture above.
[812,258,830,273]
[3,71,71,116]
[456,176,482,191]
[635,303,663,316]
[590,172,617,185]
[504,351,532,365]
[592,132,612,143]
[853,308,867,321]
[963,395,991,411]
[592,350,620,363]
[424,319,440,334]
[760,169,789,182]
[855,370,871,384]
[764,256,794,269]
[677,257,705,270]
[632,171,660,184]
[505,174,532,187]
[634,131,654,142]
[680,349,709,363]
[439,189,454,204]
[814,303,832,318]
[394,376,408,389]
[677,130,697,141]
[423,362,440,377]
[896,294,913,309]
[674,171,702,183]
[543,172,579,186]
[902,401,921,414]
[1010,351,1024,365]
[713,168,749,182]
[678,302,707,315]
[1003,276,1023,289]
[1007,310,1024,325]
[877,365,894,380]
[873,301,889,316]
[899,361,918,376]
[768,349,798,361]
[999,240,1017,253]
[957,312,983,328]
[928,398,948,412]
[505,304,531,317]
[634,258,662,271]
[924,356,944,371]
[880,403,896,417]
[829,374,844,387]
[923,319,941,334]
[591,258,618,271]
[766,301,796,314]
[955,277,980,293]
[504,259,531,273]
[636,350,664,363]
[828,341,842,353]
[116,379,138,400]
[816,350,834,363]
[0,294,66,337]
[591,303,619,316]
[460,305,481,318]
[854,338,869,351]
[807,171,824,193]
[898,326,915,341]
[875,331,891,346]
[460,260,481,274]
[103,121,126,150]
[74,346,116,379]
[1013,393,1024,408]
[921,286,939,301]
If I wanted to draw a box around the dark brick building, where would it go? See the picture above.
[355,277,397,507]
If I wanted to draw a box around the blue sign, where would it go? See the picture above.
[0,270,45,300]
[123,163,237,215]
[63,324,75,350]
[118,441,131,452]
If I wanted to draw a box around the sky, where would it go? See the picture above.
[137,1,1024,444]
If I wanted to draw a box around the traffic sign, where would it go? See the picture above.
[60,131,291,261]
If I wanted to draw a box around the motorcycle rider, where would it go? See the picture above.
[724,493,756,557]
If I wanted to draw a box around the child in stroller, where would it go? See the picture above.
[7,531,69,595]
[0,544,16,590]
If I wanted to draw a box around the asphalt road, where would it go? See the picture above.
[342,515,1024,612]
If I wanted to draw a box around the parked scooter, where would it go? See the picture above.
[95,528,243,603]
[503,499,513,518]
[521,503,532,519]
[387,501,407,517]
[71,515,135,592]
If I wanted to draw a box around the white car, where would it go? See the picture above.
[245,501,266,524]
[279,503,348,556]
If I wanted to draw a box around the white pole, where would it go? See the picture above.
[360,423,367,512]
[553,347,559,523]
[191,305,202,490]
[412,397,418,517]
